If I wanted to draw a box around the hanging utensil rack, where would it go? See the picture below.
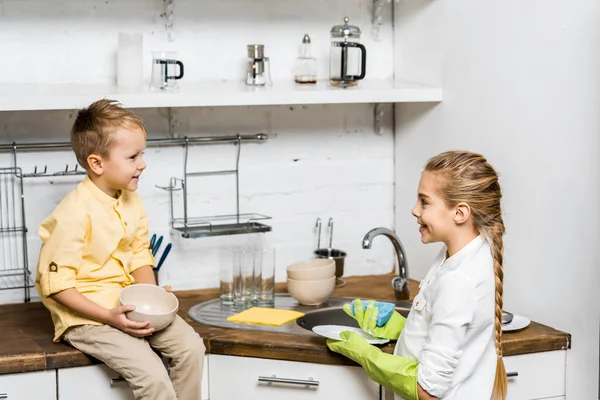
[156,134,272,239]
[0,167,32,302]
[1,132,271,245]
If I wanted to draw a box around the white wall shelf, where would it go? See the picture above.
[0,79,442,111]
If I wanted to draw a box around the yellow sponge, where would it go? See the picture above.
[226,307,305,327]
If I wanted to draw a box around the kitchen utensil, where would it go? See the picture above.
[226,307,304,326]
[329,17,366,88]
[312,325,389,345]
[501,315,531,332]
[150,51,184,91]
[150,234,156,251]
[253,247,276,307]
[119,284,179,331]
[286,259,335,280]
[116,32,143,89]
[314,218,347,287]
[315,217,322,249]
[153,236,164,257]
[502,311,514,325]
[287,276,335,306]
[293,34,317,84]
[246,44,272,86]
[155,243,172,271]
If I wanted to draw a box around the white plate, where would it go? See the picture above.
[502,315,531,332]
[312,325,390,345]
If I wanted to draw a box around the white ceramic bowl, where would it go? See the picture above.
[286,259,336,280]
[119,284,179,331]
[286,276,336,306]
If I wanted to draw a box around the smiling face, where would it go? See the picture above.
[411,171,457,245]
[88,124,147,197]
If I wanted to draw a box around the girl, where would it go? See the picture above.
[328,151,507,400]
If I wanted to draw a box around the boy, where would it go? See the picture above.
[35,99,205,400]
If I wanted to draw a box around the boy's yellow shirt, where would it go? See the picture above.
[35,176,155,342]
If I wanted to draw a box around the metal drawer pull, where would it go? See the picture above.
[506,372,518,378]
[110,377,128,386]
[258,375,319,387]
[0,393,7,399]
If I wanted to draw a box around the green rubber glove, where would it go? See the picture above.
[343,299,407,340]
[327,330,418,400]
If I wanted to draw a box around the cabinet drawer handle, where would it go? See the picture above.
[506,372,518,378]
[0,393,7,399]
[258,375,319,387]
[110,377,128,386]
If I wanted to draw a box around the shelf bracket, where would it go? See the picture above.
[372,0,388,41]
[167,107,179,138]
[161,0,175,42]
[374,103,385,135]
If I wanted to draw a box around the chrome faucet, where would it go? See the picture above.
[362,227,410,300]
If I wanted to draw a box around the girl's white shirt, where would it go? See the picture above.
[392,235,497,400]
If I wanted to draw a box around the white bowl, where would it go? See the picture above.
[119,284,179,331]
[286,276,336,306]
[286,259,336,280]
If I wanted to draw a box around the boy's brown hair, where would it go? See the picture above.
[71,99,146,171]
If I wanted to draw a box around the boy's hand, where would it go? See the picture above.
[107,305,155,337]
[162,285,172,292]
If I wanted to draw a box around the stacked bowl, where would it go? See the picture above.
[286,259,336,306]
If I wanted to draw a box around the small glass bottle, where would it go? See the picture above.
[293,34,317,84]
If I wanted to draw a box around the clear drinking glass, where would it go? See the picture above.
[219,247,234,306]
[253,247,276,307]
[232,246,254,308]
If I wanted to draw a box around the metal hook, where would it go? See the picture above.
[23,165,49,177]
[155,177,183,192]
[52,164,85,176]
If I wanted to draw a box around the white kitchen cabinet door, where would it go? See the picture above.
[58,356,209,400]
[209,355,379,400]
[504,350,566,400]
[58,365,134,400]
[0,370,56,400]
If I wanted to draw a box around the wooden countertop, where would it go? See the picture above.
[0,274,571,374]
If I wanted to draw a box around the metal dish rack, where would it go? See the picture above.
[156,134,272,239]
[0,167,32,302]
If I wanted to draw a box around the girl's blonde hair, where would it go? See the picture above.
[424,150,507,400]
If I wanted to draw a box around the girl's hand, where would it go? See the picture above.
[106,305,155,337]
[162,285,172,293]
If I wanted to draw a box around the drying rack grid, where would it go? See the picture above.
[0,167,32,302]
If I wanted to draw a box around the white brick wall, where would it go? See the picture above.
[0,0,399,304]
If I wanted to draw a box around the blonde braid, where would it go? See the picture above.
[485,221,507,400]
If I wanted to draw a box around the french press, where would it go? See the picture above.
[150,51,184,91]
[329,17,367,88]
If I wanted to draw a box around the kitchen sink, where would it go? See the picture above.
[188,294,412,335]
[296,304,411,332]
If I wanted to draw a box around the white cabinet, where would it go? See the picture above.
[58,364,134,400]
[0,370,56,400]
[379,350,567,400]
[209,355,379,400]
[504,350,566,400]
[58,356,209,400]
